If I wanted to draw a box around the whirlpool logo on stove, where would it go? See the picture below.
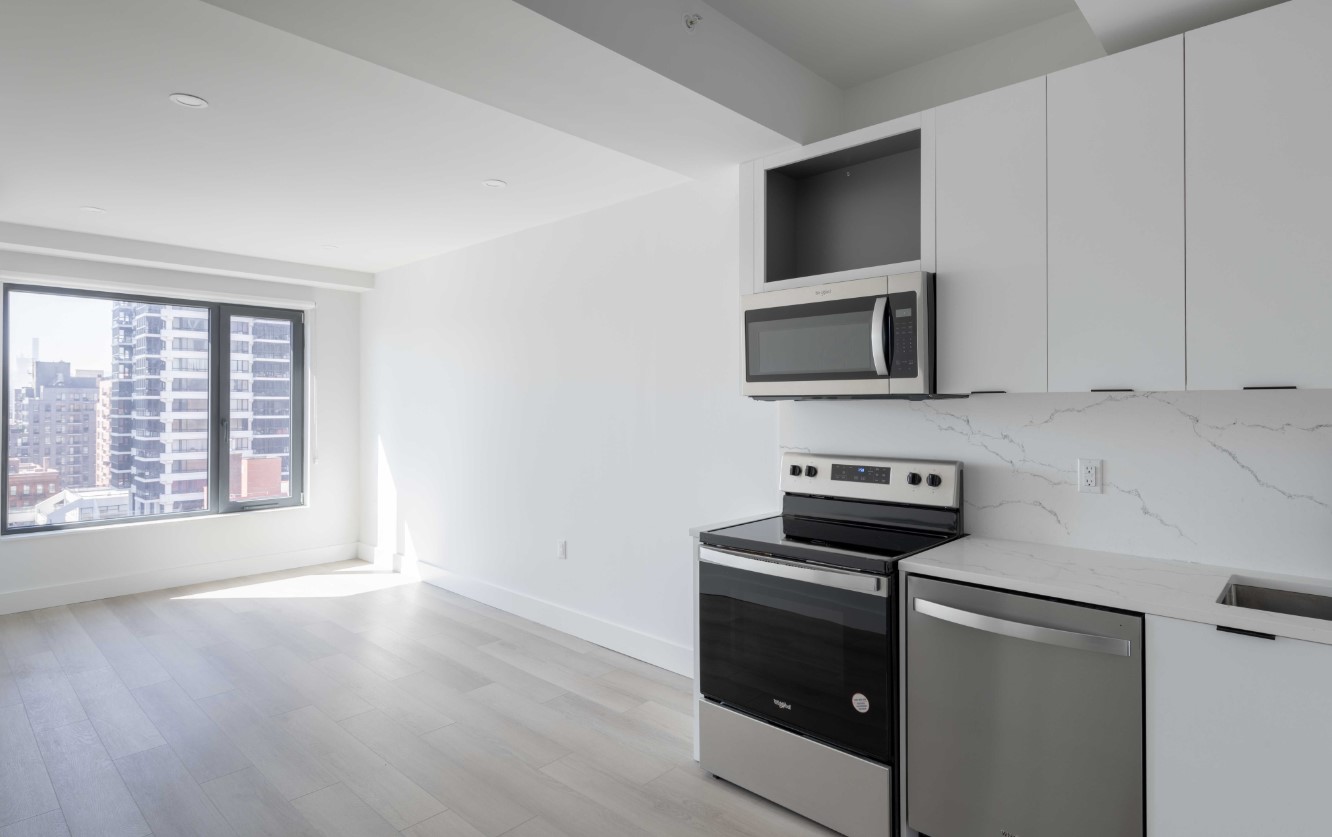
[1000,830,1022,837]
[772,698,793,711]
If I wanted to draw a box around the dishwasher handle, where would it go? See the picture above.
[913,598,1132,657]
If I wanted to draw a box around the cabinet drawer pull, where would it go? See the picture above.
[1216,625,1276,640]
[969,390,1006,395]
[1242,385,1297,391]
[1090,388,1134,392]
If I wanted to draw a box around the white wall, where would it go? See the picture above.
[361,172,778,674]
[843,11,1106,131]
[782,391,1332,580]
[0,252,362,613]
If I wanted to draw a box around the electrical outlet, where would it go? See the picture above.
[557,540,568,560]
[1078,459,1102,494]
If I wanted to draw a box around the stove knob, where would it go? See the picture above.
[790,465,804,477]
[926,474,943,488]
[805,466,818,477]
[906,472,923,486]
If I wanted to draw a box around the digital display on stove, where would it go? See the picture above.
[831,464,891,484]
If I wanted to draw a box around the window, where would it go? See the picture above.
[2,285,305,534]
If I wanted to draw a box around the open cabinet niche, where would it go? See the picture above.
[764,129,922,287]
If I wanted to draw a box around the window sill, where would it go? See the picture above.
[1,503,307,541]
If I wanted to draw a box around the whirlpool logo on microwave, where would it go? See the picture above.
[772,698,793,711]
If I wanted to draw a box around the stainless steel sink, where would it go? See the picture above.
[1219,577,1332,622]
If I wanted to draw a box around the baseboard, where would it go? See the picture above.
[0,542,360,616]
[417,560,693,677]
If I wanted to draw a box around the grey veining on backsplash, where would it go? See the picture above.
[780,391,1332,579]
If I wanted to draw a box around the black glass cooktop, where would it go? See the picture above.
[700,513,961,575]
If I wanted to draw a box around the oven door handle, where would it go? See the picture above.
[700,547,887,597]
[913,598,1132,657]
[871,296,889,377]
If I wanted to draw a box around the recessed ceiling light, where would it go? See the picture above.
[79,206,106,213]
[169,93,209,109]
[482,179,508,189]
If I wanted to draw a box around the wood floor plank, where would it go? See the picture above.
[251,644,372,722]
[66,667,165,760]
[357,628,492,693]
[542,692,692,767]
[131,679,251,785]
[498,819,571,837]
[29,608,108,677]
[623,700,693,745]
[139,633,233,700]
[596,669,694,717]
[201,766,323,837]
[400,811,487,837]
[397,674,569,770]
[66,602,170,691]
[289,783,398,837]
[465,683,672,786]
[479,643,642,714]
[0,704,58,828]
[585,646,692,693]
[275,705,444,830]
[541,753,760,837]
[301,623,420,681]
[198,642,309,717]
[114,745,235,837]
[309,655,452,735]
[423,724,656,837]
[98,596,171,640]
[33,720,150,837]
[0,613,51,662]
[340,710,532,837]
[0,810,69,837]
[11,652,86,734]
[412,633,567,704]
[196,690,336,800]
[0,654,22,708]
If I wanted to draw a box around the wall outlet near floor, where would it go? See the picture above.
[557,539,568,560]
[1078,459,1102,494]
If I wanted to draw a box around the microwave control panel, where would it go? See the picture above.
[888,290,917,379]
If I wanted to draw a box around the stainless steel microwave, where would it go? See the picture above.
[741,272,935,399]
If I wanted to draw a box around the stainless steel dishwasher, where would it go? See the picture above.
[905,576,1143,837]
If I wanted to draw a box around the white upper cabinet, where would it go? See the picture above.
[1186,0,1332,390]
[1048,37,1185,392]
[1147,615,1332,836]
[935,78,1047,394]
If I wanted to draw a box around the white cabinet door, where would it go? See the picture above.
[1186,0,1332,389]
[935,78,1047,394]
[1147,615,1332,836]
[1048,38,1184,392]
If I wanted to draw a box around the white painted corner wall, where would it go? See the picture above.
[0,254,363,615]
[360,171,780,675]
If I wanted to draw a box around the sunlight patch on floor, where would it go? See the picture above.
[171,565,413,600]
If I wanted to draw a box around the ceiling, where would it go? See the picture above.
[706,0,1082,88]
[0,0,690,273]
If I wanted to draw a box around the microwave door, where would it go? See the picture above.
[742,294,892,398]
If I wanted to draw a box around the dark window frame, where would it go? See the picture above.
[1,284,306,535]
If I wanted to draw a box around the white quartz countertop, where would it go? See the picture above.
[901,536,1332,647]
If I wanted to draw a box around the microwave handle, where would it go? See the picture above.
[871,296,889,376]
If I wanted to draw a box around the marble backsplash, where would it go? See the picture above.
[780,390,1332,580]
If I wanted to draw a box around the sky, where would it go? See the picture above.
[7,291,114,388]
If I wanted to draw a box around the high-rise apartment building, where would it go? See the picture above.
[11,361,101,491]
[109,304,293,516]
[95,378,112,487]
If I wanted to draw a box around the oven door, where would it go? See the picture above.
[741,281,889,398]
[698,546,892,763]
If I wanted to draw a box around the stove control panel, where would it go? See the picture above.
[781,453,962,509]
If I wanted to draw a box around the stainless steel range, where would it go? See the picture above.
[696,452,963,837]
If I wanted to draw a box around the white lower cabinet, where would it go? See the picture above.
[1147,615,1332,835]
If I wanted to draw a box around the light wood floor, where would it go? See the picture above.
[0,560,835,837]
